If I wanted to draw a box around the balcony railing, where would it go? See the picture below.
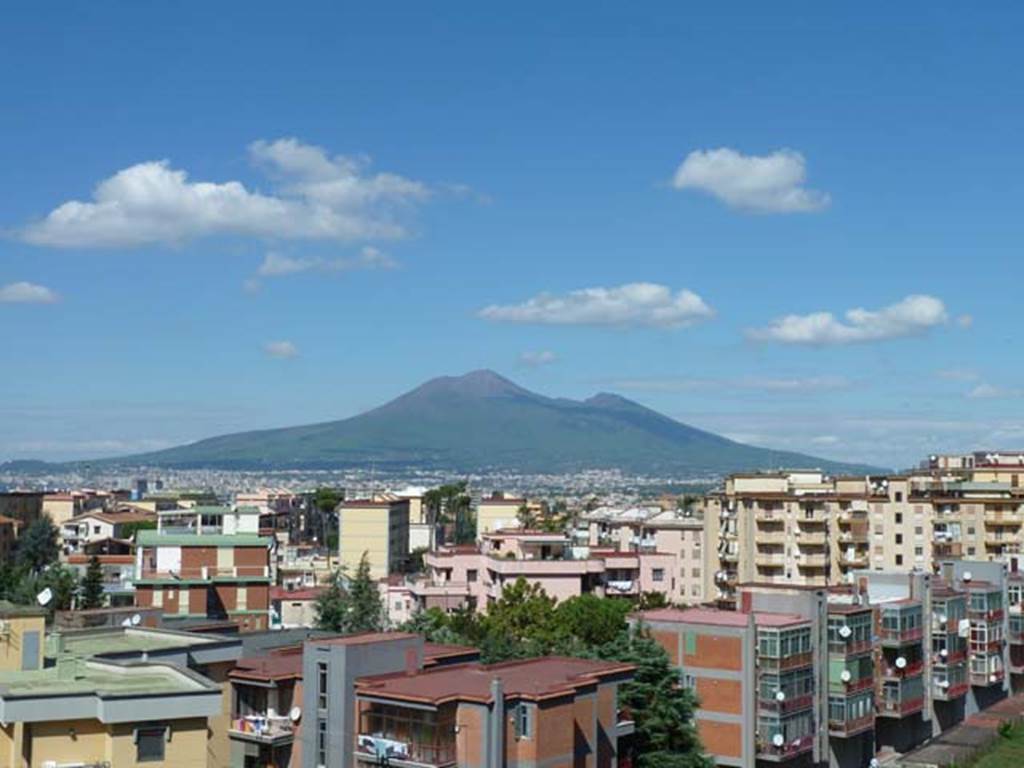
[828,713,874,738]
[230,715,294,743]
[356,734,456,767]
[970,670,1005,687]
[877,696,925,717]
[968,608,1005,622]
[841,676,874,694]
[882,660,924,679]
[932,681,969,701]
[139,565,270,580]
[756,734,814,761]
[758,693,814,714]
[759,651,813,672]
[879,626,924,645]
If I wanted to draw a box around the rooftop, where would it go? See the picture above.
[634,607,808,628]
[0,656,213,698]
[0,600,46,618]
[136,530,273,547]
[50,626,220,658]
[356,656,633,705]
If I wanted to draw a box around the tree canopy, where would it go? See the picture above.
[16,516,60,574]
[314,552,382,634]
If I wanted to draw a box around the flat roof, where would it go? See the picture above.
[52,627,219,658]
[634,607,808,628]
[137,531,272,547]
[356,656,633,705]
[0,657,212,698]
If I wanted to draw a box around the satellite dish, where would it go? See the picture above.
[840,670,852,682]
[772,734,785,747]
[963,570,973,582]
[870,760,880,768]
[36,588,53,606]
[939,614,948,624]
[895,657,907,669]
[958,619,971,637]
[131,613,142,626]
[289,706,302,722]
[775,691,786,702]
[121,618,133,627]
[940,680,950,688]
[990,673,998,682]
[839,625,852,638]
[940,648,948,657]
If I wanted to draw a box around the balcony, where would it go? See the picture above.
[878,626,924,646]
[230,715,295,744]
[796,553,828,568]
[755,508,785,523]
[933,541,963,559]
[756,529,787,545]
[877,695,925,718]
[758,693,814,715]
[839,675,875,695]
[838,552,869,568]
[828,713,874,738]
[755,552,787,567]
[932,681,969,701]
[985,510,1023,524]
[967,607,1005,622]
[756,734,814,761]
[356,735,456,767]
[138,565,270,581]
[881,660,925,680]
[760,651,814,672]
[796,529,827,545]
[970,669,1005,687]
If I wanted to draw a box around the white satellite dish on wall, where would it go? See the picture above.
[963,570,973,582]
[840,670,852,682]
[958,619,971,637]
[772,734,785,747]
[775,691,786,702]
[895,657,907,669]
[131,613,142,626]
[839,625,852,638]
[289,706,302,722]
[36,588,53,607]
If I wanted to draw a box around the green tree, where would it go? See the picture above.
[636,591,670,611]
[554,593,631,649]
[592,629,713,768]
[16,516,60,574]
[426,482,473,545]
[11,564,79,614]
[347,553,382,633]
[80,555,105,609]
[314,553,382,634]
[516,503,536,529]
[314,569,350,633]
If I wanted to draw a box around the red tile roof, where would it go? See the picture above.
[355,656,633,705]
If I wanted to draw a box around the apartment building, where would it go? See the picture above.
[66,551,137,607]
[703,468,1024,606]
[353,657,634,768]
[61,508,155,554]
[415,530,680,614]
[134,505,274,632]
[578,506,705,602]
[270,585,324,629]
[0,654,223,768]
[338,499,410,581]
[476,494,530,536]
[0,620,240,768]
[634,583,829,768]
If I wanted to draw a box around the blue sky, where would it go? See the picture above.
[2,2,1022,467]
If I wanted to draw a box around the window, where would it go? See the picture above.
[895,534,903,544]
[896,555,903,566]
[915,547,923,556]
[895,492,903,502]
[652,568,665,582]
[896,513,903,524]
[467,569,478,583]
[968,527,975,535]
[317,662,329,711]
[514,702,532,739]
[317,718,328,767]
[915,526,923,535]
[135,724,167,762]
[682,672,697,689]
[93,525,101,534]
[691,568,700,577]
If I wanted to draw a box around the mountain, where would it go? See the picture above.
[89,370,878,475]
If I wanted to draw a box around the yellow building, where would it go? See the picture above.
[0,654,221,768]
[338,499,410,580]
[0,603,45,673]
[476,493,532,536]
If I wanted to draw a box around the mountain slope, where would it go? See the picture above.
[98,370,876,475]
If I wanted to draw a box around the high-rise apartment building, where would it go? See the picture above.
[337,498,410,580]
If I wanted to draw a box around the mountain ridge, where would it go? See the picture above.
[7,370,881,475]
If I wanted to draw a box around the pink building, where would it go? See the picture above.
[412,530,680,613]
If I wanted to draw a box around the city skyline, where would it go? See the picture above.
[4,3,1024,467]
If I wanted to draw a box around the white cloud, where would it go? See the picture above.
[967,383,1023,400]
[480,283,714,329]
[810,435,840,446]
[256,246,398,278]
[263,340,299,359]
[748,294,949,345]
[22,138,432,248]
[0,281,59,304]
[518,350,558,368]
[672,148,829,213]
